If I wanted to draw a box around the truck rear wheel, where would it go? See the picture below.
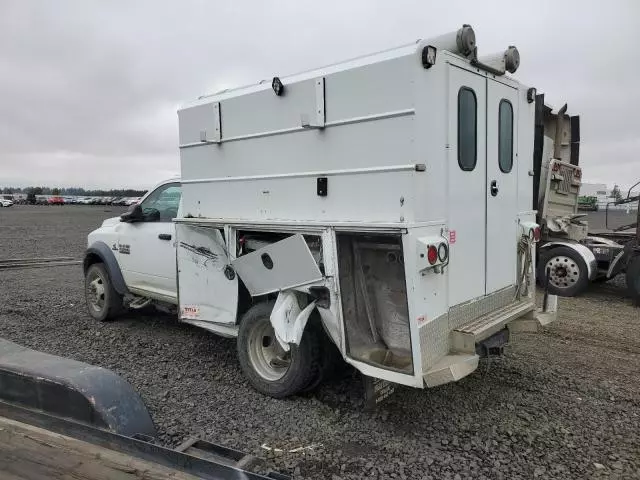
[538,246,589,297]
[84,263,125,322]
[237,302,321,398]
[626,255,640,301]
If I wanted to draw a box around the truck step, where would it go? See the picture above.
[423,353,479,388]
[451,300,534,354]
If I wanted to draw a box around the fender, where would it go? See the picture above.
[0,338,156,437]
[84,241,130,295]
[539,240,597,280]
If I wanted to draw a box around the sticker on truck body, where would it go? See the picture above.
[181,306,200,319]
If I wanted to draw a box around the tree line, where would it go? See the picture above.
[1,186,147,197]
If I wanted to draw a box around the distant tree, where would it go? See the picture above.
[1,187,13,194]
[32,187,43,195]
[51,188,61,195]
[610,185,623,202]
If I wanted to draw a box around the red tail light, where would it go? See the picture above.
[532,226,541,242]
[427,245,438,265]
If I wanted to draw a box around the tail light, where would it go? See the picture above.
[532,226,541,242]
[427,245,438,265]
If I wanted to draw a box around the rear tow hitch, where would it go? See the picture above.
[476,329,510,357]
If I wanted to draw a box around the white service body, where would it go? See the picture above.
[88,27,556,390]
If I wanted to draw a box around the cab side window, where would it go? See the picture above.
[139,183,181,222]
[458,87,477,171]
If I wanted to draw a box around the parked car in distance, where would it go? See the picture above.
[47,196,65,205]
[124,197,141,206]
[0,198,14,207]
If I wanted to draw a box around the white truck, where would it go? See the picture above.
[84,24,557,400]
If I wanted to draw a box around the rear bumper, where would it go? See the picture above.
[420,288,558,388]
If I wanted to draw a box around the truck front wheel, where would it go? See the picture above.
[538,246,589,297]
[84,263,125,322]
[237,302,321,398]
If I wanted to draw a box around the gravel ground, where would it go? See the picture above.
[1,205,639,479]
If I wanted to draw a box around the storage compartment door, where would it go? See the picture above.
[176,225,238,324]
[230,234,323,296]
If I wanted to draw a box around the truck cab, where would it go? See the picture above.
[86,179,182,311]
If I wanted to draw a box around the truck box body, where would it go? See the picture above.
[174,32,550,389]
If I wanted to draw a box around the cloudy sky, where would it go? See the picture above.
[1,0,638,190]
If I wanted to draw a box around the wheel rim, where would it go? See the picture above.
[545,255,581,290]
[247,319,291,381]
[86,270,106,313]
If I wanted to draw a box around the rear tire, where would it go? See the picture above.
[625,255,640,301]
[84,263,124,322]
[538,246,589,297]
[237,302,321,398]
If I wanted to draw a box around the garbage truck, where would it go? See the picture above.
[84,24,557,400]
[533,100,638,297]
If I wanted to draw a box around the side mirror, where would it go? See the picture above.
[120,204,143,223]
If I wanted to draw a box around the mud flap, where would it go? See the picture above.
[362,376,396,410]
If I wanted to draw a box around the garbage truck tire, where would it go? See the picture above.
[538,246,589,297]
[237,301,322,398]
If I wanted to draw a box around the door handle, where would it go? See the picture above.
[490,180,499,197]
[158,233,172,241]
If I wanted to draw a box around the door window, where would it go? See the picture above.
[458,87,477,171]
[498,99,514,173]
[139,183,181,222]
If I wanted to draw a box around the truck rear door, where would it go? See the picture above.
[447,65,487,306]
[485,79,519,293]
[447,64,519,306]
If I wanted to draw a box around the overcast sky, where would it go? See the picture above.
[1,0,638,190]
